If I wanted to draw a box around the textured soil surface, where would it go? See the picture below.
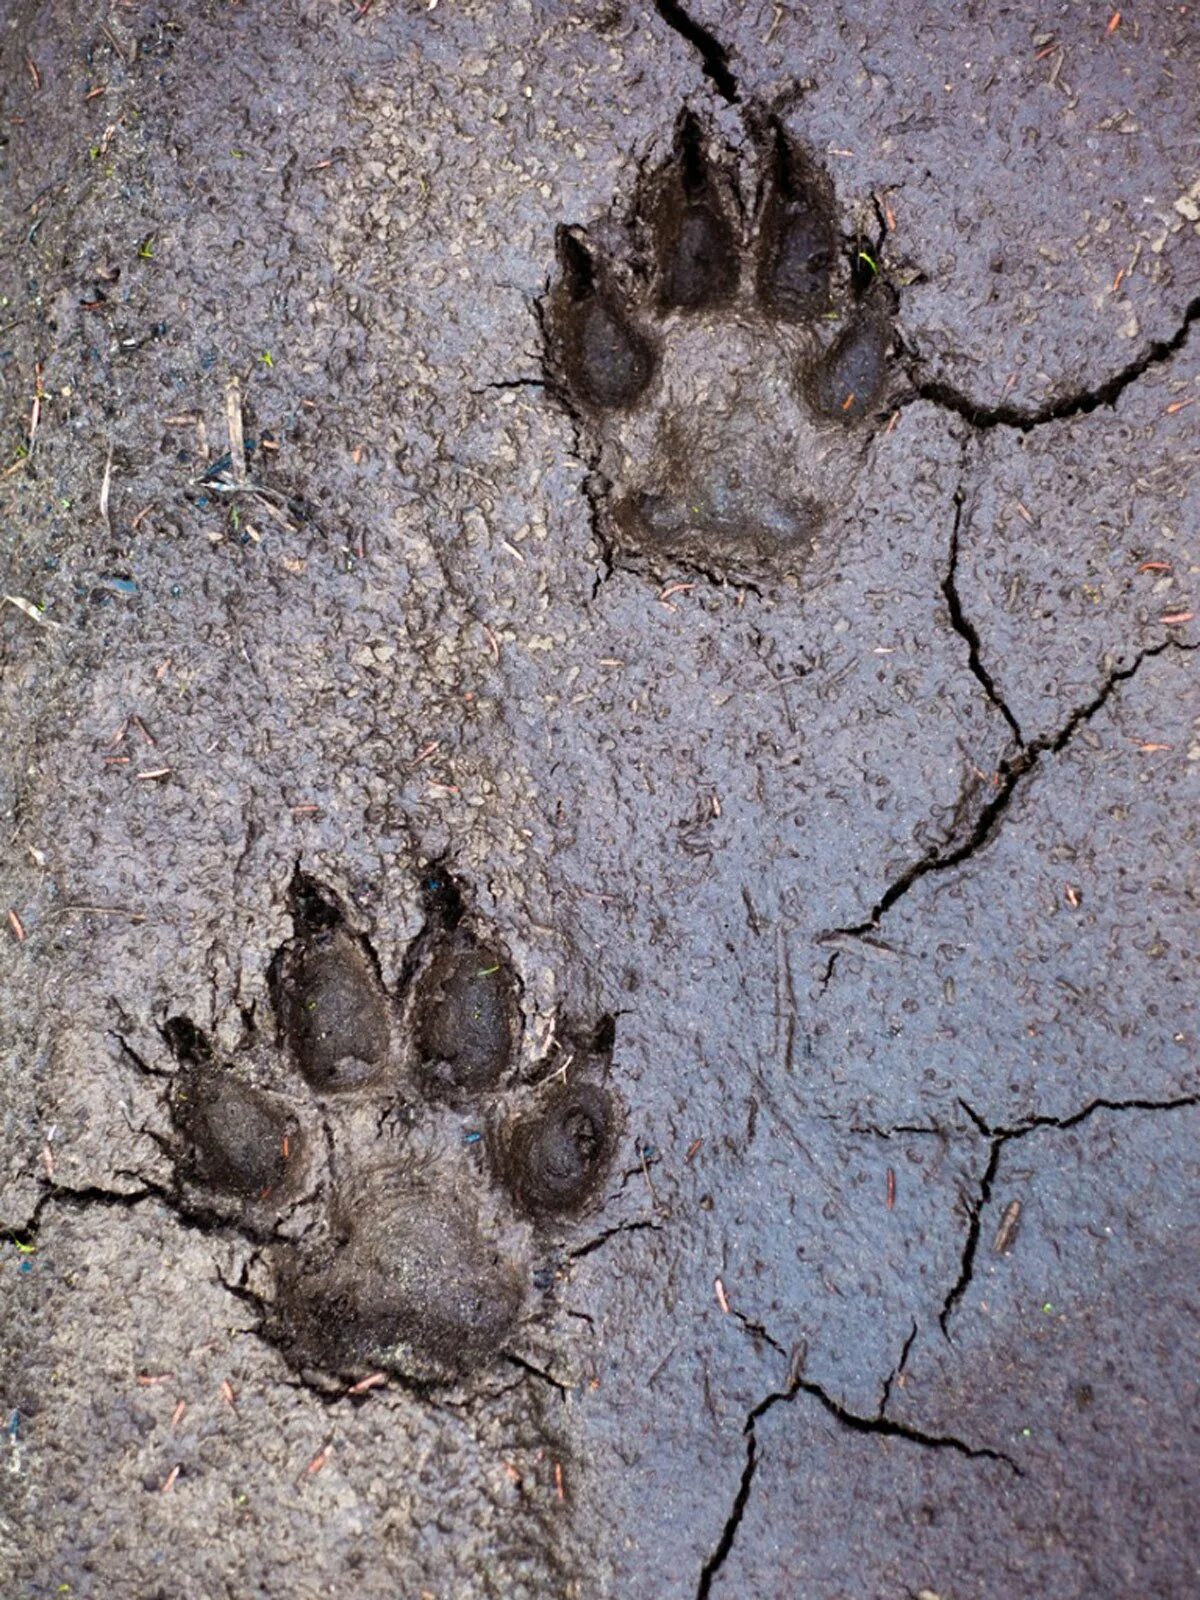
[1,4,1197,1598]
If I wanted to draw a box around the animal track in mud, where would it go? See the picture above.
[159,868,620,1387]
[545,110,896,583]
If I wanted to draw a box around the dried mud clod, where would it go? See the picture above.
[544,107,896,581]
[270,873,392,1091]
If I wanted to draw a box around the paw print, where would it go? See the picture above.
[160,870,620,1386]
[546,111,895,581]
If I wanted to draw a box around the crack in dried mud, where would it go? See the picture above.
[942,482,1025,744]
[652,0,740,104]
[879,1321,919,1415]
[502,1351,571,1397]
[908,294,1200,431]
[819,638,1195,949]
[939,1092,1200,1336]
[701,1090,1200,1588]
[697,1319,1018,1596]
[3,1181,158,1246]
[566,1216,664,1259]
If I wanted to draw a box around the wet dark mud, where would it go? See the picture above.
[272,1176,528,1386]
[1,3,1197,1599]
[167,1037,302,1203]
[498,1080,617,1218]
[271,875,393,1091]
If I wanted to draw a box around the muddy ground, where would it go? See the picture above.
[0,3,1197,1597]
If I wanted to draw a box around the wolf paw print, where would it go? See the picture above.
[160,870,620,1386]
[545,110,896,582]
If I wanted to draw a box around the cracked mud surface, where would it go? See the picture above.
[1,4,1197,1598]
